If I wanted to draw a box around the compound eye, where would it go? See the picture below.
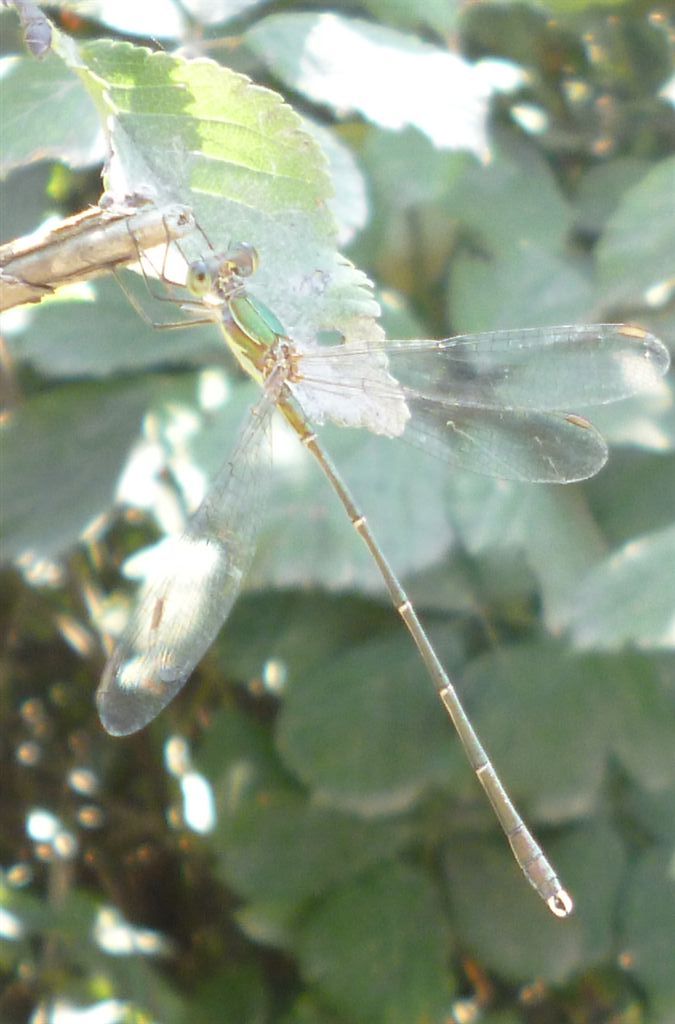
[186,258,212,296]
[228,242,259,278]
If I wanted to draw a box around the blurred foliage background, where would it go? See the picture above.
[1,1,674,1023]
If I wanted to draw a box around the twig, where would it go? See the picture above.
[0,201,195,312]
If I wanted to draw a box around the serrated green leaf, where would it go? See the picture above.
[0,52,102,177]
[62,37,381,349]
[295,863,453,1024]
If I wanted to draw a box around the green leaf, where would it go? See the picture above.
[261,425,457,595]
[281,993,348,1024]
[443,822,626,982]
[0,52,102,177]
[1,378,154,561]
[63,37,380,350]
[565,524,675,649]
[296,863,453,1024]
[360,0,462,36]
[215,788,410,905]
[597,156,675,306]
[449,143,574,257]
[620,847,675,1019]
[247,12,516,156]
[624,769,675,845]
[212,590,398,691]
[462,645,675,819]
[443,474,606,631]
[573,157,654,236]
[302,119,369,246]
[6,275,223,378]
[198,703,411,910]
[186,962,270,1024]
[450,242,594,334]
[276,631,458,810]
[0,162,57,241]
[195,703,289,794]
[361,127,470,212]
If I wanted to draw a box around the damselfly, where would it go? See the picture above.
[98,238,670,916]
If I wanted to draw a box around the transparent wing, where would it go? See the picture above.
[298,324,669,412]
[403,397,607,482]
[97,393,275,736]
[293,323,668,482]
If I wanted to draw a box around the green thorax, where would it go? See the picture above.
[219,291,288,383]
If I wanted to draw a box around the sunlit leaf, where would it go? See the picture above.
[247,12,522,157]
[62,36,380,349]
[52,0,184,38]
[2,5,675,1022]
